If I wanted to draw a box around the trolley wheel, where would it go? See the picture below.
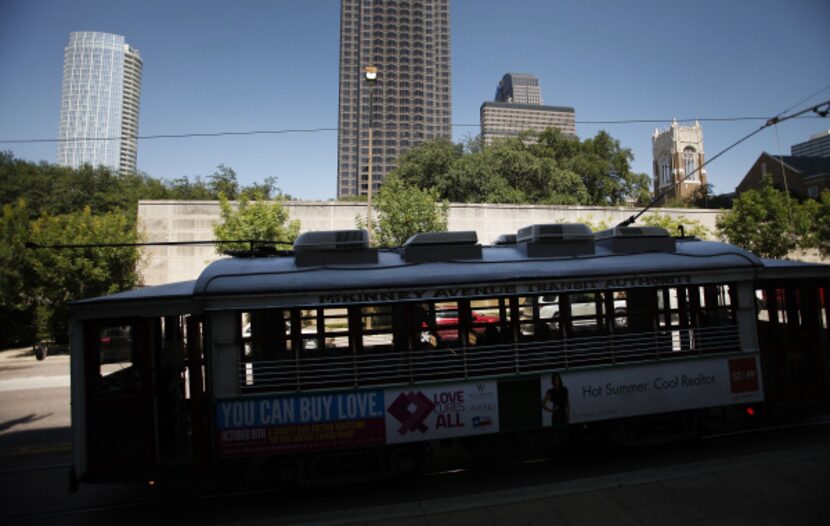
[273,459,302,486]
[390,447,425,477]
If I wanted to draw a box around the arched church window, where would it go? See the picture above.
[661,156,671,185]
[684,147,698,181]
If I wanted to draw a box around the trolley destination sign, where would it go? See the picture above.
[317,273,696,305]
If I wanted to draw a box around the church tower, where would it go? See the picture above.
[652,120,707,204]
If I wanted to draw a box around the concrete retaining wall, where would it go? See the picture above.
[137,200,726,286]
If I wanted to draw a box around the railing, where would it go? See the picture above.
[238,324,741,393]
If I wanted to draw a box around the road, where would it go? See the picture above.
[0,348,71,455]
[1,421,829,524]
[0,346,828,524]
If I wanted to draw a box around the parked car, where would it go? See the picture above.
[539,294,627,329]
[100,326,132,363]
[427,306,500,342]
[242,322,319,353]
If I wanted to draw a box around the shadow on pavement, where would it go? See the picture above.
[0,426,71,461]
[0,413,53,432]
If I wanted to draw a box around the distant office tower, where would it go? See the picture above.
[480,73,575,145]
[652,120,707,204]
[57,32,143,174]
[791,130,830,158]
[480,103,576,145]
[337,0,452,199]
[495,73,542,105]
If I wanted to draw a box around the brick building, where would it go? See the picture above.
[736,152,830,199]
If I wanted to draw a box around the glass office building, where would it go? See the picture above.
[57,32,142,174]
[495,73,542,105]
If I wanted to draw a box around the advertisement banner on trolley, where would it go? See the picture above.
[384,381,500,444]
[540,355,763,427]
[215,390,386,456]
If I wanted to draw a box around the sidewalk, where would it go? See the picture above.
[0,346,37,363]
[0,346,72,459]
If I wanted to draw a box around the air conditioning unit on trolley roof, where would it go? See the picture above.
[516,223,595,257]
[292,229,377,266]
[402,231,482,262]
[594,226,676,254]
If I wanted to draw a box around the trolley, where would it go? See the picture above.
[68,224,830,486]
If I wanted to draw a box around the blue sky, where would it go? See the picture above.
[1,0,828,201]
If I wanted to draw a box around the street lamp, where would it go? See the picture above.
[364,66,378,241]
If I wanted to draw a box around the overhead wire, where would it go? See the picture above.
[26,239,294,250]
[0,116,823,145]
[773,124,797,238]
[771,82,830,119]
[22,94,830,252]
[0,128,339,145]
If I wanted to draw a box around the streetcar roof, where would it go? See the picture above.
[757,257,830,280]
[70,238,830,316]
[70,279,198,317]
[192,239,763,296]
[72,279,196,304]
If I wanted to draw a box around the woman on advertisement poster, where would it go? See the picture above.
[542,373,570,427]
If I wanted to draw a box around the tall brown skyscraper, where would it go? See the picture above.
[337,0,452,198]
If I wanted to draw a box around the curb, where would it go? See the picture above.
[0,442,72,458]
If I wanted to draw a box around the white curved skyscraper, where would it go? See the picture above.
[57,31,142,174]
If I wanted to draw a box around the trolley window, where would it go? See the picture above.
[360,305,395,352]
[232,282,743,393]
[469,298,504,346]
[96,323,137,395]
[519,295,562,342]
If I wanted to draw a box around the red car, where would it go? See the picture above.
[427,307,500,342]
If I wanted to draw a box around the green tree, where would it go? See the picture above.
[239,176,281,200]
[30,207,142,341]
[567,131,650,205]
[0,152,295,345]
[716,177,811,258]
[391,138,462,190]
[0,153,281,218]
[641,213,712,239]
[460,133,484,154]
[361,174,449,247]
[530,127,583,163]
[208,164,240,200]
[384,129,649,206]
[442,153,522,203]
[809,190,830,257]
[165,175,215,200]
[0,152,174,220]
[0,199,36,345]
[213,193,300,254]
[572,215,611,232]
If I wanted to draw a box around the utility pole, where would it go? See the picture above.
[364,66,378,242]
